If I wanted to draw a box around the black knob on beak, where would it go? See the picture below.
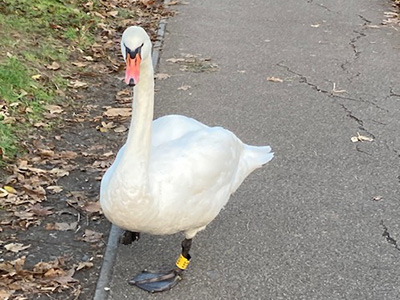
[129,78,135,87]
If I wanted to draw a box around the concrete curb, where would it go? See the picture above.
[92,6,170,300]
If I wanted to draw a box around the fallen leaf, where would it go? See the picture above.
[98,121,115,132]
[351,132,374,143]
[267,76,284,83]
[3,186,17,194]
[38,148,55,157]
[80,229,103,243]
[82,201,102,214]
[166,57,185,63]
[46,62,61,70]
[108,10,119,17]
[366,24,381,29]
[34,121,49,128]
[52,268,78,285]
[4,243,31,253]
[46,222,78,231]
[83,55,94,61]
[46,185,63,193]
[29,203,53,216]
[373,195,383,201]
[50,168,69,177]
[68,80,88,89]
[0,188,7,198]
[76,261,94,271]
[44,105,63,114]
[31,74,42,80]
[155,73,171,80]
[72,61,89,67]
[59,150,78,160]
[311,24,320,28]
[178,85,191,91]
[0,290,13,299]
[140,0,155,7]
[114,125,128,133]
[104,107,132,118]
[332,83,346,93]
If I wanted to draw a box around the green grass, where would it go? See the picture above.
[0,0,100,161]
[0,56,54,158]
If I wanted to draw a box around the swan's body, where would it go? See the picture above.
[101,114,272,239]
[99,26,273,292]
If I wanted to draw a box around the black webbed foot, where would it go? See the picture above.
[120,231,140,245]
[129,269,182,293]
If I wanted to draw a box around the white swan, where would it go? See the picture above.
[100,26,274,293]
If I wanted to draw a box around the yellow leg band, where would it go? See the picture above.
[176,254,190,270]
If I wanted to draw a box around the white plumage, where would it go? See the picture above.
[100,26,273,241]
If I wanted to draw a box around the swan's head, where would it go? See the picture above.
[121,26,152,87]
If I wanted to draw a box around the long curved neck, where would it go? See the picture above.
[120,57,154,186]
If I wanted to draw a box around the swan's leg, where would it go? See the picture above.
[129,238,192,293]
[120,231,140,245]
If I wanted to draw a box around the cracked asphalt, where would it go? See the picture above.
[101,0,400,299]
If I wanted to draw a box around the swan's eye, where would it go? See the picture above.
[124,43,144,60]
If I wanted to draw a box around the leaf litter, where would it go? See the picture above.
[0,0,172,298]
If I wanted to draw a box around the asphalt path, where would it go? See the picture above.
[101,0,400,299]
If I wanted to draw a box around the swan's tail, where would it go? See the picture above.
[244,145,274,168]
[231,145,274,193]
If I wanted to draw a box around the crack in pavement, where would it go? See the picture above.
[276,62,384,140]
[349,30,366,58]
[277,61,387,110]
[389,88,400,98]
[342,15,371,71]
[305,0,338,14]
[380,221,400,252]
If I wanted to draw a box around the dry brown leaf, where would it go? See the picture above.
[50,168,69,177]
[140,0,155,7]
[81,229,103,243]
[83,55,94,61]
[114,125,128,133]
[4,243,31,253]
[98,121,115,133]
[351,132,374,143]
[155,73,171,80]
[59,150,78,160]
[108,10,119,17]
[14,211,35,220]
[29,203,53,216]
[82,201,102,214]
[76,261,94,271]
[177,85,191,91]
[46,185,63,193]
[46,62,61,70]
[44,105,63,114]
[34,121,49,128]
[68,80,88,89]
[267,76,284,83]
[45,222,78,231]
[72,61,89,67]
[166,57,185,63]
[38,148,55,157]
[0,290,13,300]
[104,107,132,118]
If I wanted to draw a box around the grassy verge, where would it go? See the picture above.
[0,0,99,161]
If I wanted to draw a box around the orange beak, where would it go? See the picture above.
[125,52,141,86]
